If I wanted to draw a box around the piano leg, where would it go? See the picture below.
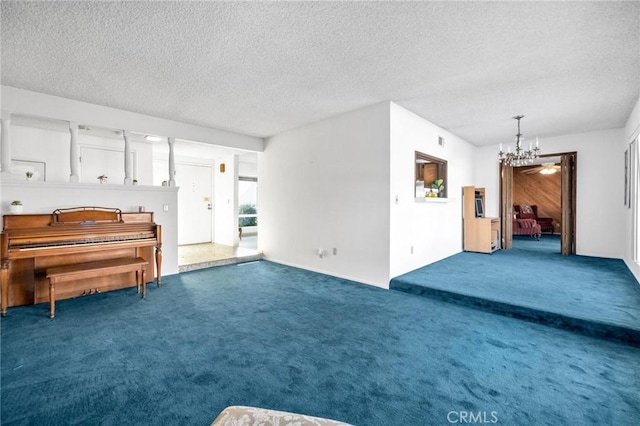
[49,280,55,319]
[136,268,147,299]
[155,245,162,287]
[142,266,146,299]
[1,261,8,316]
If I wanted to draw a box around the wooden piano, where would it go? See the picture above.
[1,206,162,316]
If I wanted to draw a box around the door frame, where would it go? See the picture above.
[499,162,514,249]
[560,152,577,255]
[499,151,577,255]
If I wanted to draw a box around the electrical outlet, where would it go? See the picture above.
[163,205,169,212]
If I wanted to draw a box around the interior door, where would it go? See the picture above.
[177,163,213,245]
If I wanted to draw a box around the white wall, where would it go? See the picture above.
[4,124,70,182]
[476,128,627,259]
[389,103,476,279]
[214,155,239,246]
[624,96,640,283]
[626,98,640,143]
[260,103,391,287]
[2,86,263,152]
[239,159,258,178]
[4,124,154,184]
[0,181,179,275]
[473,146,502,218]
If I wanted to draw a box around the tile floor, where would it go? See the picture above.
[178,235,261,272]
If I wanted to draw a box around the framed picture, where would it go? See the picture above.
[12,159,46,181]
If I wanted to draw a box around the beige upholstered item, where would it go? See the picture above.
[211,405,352,426]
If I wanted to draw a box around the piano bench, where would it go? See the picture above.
[45,257,149,319]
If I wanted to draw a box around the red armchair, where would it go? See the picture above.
[514,204,554,234]
[512,217,541,240]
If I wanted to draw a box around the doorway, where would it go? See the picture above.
[500,152,577,255]
[174,163,261,270]
[238,177,258,250]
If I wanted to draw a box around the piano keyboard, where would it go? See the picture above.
[11,234,157,250]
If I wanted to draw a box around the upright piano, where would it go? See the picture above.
[1,206,162,315]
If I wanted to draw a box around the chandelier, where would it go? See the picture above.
[497,115,540,167]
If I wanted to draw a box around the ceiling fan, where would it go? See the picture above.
[520,162,561,175]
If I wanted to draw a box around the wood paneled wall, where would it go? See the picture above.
[513,166,561,233]
[416,163,439,186]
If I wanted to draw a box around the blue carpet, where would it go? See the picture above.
[2,261,639,425]
[391,235,640,345]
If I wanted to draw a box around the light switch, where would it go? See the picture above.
[163,205,169,212]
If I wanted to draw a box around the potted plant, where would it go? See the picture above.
[10,200,23,214]
[97,174,108,184]
[25,171,34,181]
[431,179,445,197]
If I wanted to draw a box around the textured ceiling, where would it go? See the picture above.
[2,1,639,146]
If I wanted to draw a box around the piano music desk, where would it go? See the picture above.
[46,257,148,318]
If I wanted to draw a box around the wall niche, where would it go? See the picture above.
[415,151,447,198]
